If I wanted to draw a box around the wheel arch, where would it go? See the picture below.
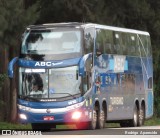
[141,99,146,118]
[94,100,100,111]
[102,100,107,121]
[135,99,140,111]
[102,100,107,110]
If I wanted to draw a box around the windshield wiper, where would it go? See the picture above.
[20,95,40,101]
[51,93,81,99]
[28,50,37,54]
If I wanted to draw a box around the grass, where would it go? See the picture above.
[0,117,159,130]
[106,123,120,128]
[144,117,160,126]
[0,122,31,129]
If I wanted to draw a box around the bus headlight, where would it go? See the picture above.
[19,113,27,120]
[18,104,31,111]
[66,100,85,110]
[72,111,82,120]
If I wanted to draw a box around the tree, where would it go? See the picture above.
[1,0,160,122]
[0,0,39,122]
[36,0,99,24]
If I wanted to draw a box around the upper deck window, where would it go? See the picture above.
[21,29,82,55]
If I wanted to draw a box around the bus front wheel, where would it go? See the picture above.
[88,107,97,130]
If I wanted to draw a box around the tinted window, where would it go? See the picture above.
[148,77,152,89]
[104,30,114,54]
[139,35,147,57]
[121,33,127,55]
[147,36,152,57]
[128,33,139,56]
[95,29,151,57]
[84,28,94,54]
[21,29,82,55]
[96,29,105,54]
[96,29,115,55]
[113,32,123,54]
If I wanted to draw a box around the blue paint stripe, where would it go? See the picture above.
[18,57,81,68]
[8,57,18,78]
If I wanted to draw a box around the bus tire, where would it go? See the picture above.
[138,105,145,126]
[88,107,97,130]
[97,107,106,129]
[129,105,138,127]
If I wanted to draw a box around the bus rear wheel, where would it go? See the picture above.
[128,105,138,127]
[97,107,106,129]
[138,105,145,126]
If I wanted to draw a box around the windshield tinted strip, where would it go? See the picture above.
[21,29,82,55]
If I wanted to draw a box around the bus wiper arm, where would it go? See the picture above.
[62,93,76,99]
[21,95,39,101]
[52,93,80,99]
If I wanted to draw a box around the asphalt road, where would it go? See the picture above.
[43,125,160,135]
[1,125,160,138]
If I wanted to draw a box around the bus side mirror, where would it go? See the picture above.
[8,57,18,78]
[79,53,92,76]
[96,48,102,57]
[96,43,102,57]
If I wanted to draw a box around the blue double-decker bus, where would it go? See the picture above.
[8,23,153,130]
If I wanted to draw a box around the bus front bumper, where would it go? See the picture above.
[18,106,92,124]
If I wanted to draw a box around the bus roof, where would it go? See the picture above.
[27,22,149,36]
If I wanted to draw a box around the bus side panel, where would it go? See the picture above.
[146,90,153,118]
[141,57,153,118]
[97,55,140,121]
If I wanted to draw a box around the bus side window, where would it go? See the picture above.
[144,35,152,57]
[147,36,152,57]
[84,28,94,54]
[121,33,127,55]
[104,30,114,54]
[83,28,95,93]
[96,29,104,56]
[148,77,152,89]
[113,32,123,55]
[96,29,114,55]
[139,35,147,57]
[82,70,92,93]
[128,33,137,56]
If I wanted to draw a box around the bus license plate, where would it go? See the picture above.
[43,116,54,121]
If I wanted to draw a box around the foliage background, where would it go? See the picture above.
[0,0,160,122]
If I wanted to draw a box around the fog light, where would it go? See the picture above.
[19,114,27,120]
[72,111,82,120]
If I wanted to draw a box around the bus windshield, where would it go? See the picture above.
[19,66,82,99]
[21,29,82,55]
